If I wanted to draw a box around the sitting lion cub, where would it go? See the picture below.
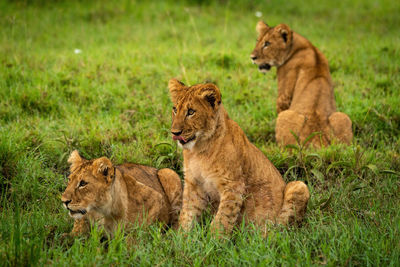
[61,150,182,236]
[168,79,310,234]
[251,21,353,147]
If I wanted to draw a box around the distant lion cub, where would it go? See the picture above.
[251,21,353,147]
[62,150,182,236]
[168,79,310,234]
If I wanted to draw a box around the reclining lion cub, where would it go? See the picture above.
[61,150,182,236]
[168,79,310,234]
[251,21,353,147]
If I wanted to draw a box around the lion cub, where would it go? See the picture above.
[61,150,182,236]
[251,21,353,147]
[168,79,310,234]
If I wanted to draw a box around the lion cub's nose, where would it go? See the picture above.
[63,200,71,206]
[250,55,257,60]
[171,130,182,136]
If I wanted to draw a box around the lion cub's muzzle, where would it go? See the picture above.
[172,134,196,145]
[67,206,87,219]
[68,209,86,219]
[250,55,272,72]
[258,63,271,72]
[68,208,87,216]
[62,199,71,208]
[171,129,196,145]
[62,199,87,216]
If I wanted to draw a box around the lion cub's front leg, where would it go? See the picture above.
[276,94,292,114]
[69,217,90,236]
[210,180,245,235]
[179,179,208,231]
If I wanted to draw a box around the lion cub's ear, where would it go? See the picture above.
[200,84,222,109]
[256,21,270,35]
[168,78,186,104]
[93,157,114,183]
[275,24,292,44]
[68,150,83,173]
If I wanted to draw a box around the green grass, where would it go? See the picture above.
[1,0,399,265]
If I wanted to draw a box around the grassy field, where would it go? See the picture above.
[0,0,399,265]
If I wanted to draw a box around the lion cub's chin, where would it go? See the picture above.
[68,206,92,219]
[70,212,85,219]
[178,132,201,150]
[178,139,196,150]
[69,210,87,219]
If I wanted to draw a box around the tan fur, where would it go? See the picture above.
[168,79,310,234]
[61,151,182,235]
[251,21,353,147]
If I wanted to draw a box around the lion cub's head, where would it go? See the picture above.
[168,79,222,150]
[250,21,293,72]
[61,150,116,219]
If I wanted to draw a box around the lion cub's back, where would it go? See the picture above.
[117,163,165,196]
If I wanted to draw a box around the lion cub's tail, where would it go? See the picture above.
[157,168,183,227]
[277,181,310,225]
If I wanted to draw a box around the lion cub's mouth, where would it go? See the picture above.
[258,63,271,71]
[173,135,196,145]
[68,208,87,216]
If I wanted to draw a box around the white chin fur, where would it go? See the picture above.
[182,132,200,150]
[178,139,196,150]
[182,140,196,150]
[70,212,84,219]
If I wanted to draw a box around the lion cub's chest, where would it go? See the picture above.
[186,158,220,202]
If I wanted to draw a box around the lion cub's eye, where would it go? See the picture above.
[263,41,271,47]
[187,108,195,116]
[79,180,88,187]
[172,107,177,114]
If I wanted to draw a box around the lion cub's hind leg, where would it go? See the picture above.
[157,168,183,227]
[277,181,310,225]
[275,110,306,146]
[328,112,353,145]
